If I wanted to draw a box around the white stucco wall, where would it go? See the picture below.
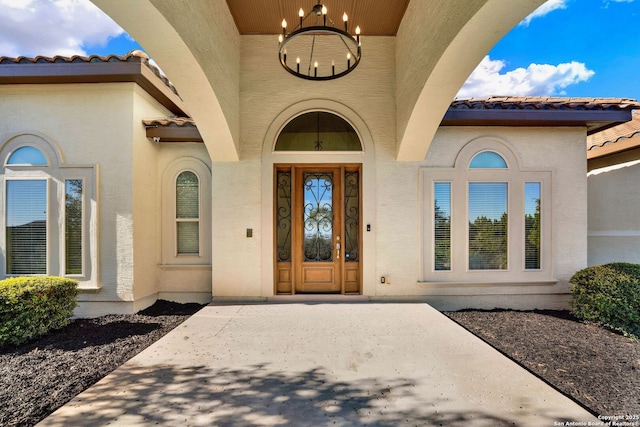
[588,157,640,266]
[131,85,162,305]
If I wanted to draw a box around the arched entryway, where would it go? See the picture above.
[261,101,376,296]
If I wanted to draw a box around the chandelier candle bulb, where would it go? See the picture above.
[343,12,348,32]
[347,52,351,68]
[314,61,318,77]
[278,34,283,44]
[283,48,287,63]
[356,26,361,43]
[332,60,335,76]
[322,5,327,25]
[296,57,300,73]
[281,19,287,35]
[299,8,304,27]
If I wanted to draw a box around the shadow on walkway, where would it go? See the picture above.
[42,362,568,426]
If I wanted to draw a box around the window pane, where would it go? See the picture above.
[176,171,199,218]
[434,182,451,271]
[6,180,47,274]
[525,182,541,270]
[468,182,508,270]
[7,146,47,165]
[65,179,83,275]
[176,171,200,255]
[177,222,199,254]
[469,151,507,169]
[275,112,362,151]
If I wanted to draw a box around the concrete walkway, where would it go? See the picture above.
[39,302,596,426]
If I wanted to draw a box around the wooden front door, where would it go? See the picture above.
[275,165,361,294]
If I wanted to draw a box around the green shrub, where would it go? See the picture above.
[570,263,640,338]
[0,276,78,347]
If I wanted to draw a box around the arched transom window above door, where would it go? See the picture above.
[275,111,362,152]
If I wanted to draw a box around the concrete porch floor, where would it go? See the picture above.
[38,302,596,426]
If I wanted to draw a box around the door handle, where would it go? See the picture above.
[336,235,341,259]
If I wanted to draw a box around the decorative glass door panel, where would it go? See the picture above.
[296,168,341,292]
[274,165,361,294]
[303,172,334,262]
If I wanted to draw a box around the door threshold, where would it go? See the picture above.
[268,294,370,304]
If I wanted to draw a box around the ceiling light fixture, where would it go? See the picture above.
[278,2,361,81]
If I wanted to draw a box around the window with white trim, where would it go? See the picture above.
[161,157,211,265]
[6,179,47,274]
[176,171,200,255]
[0,135,96,283]
[422,139,552,283]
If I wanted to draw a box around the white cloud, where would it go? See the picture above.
[520,0,568,26]
[457,55,595,98]
[0,0,124,57]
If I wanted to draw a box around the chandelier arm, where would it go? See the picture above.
[338,34,358,59]
[307,33,317,76]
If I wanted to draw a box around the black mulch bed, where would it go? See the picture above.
[445,309,640,417]
[1,304,639,426]
[0,300,204,427]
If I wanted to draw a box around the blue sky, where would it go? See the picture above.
[1,0,639,100]
[458,0,640,99]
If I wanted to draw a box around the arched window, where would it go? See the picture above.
[176,171,200,255]
[469,151,507,168]
[7,146,48,165]
[275,111,362,151]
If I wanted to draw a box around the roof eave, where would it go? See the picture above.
[587,134,640,160]
[145,125,203,143]
[440,109,634,134]
[0,60,189,117]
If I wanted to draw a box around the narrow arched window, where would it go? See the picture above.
[176,171,199,255]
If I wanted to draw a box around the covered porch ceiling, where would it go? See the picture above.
[225,0,409,36]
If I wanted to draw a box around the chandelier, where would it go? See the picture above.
[278,2,361,81]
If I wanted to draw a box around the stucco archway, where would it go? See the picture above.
[395,0,545,161]
[91,0,543,164]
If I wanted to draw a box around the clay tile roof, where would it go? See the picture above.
[587,110,640,150]
[143,117,201,143]
[0,51,179,96]
[450,96,640,111]
[142,117,196,128]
